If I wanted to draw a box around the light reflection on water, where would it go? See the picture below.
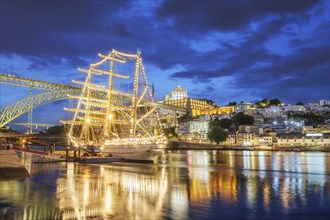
[0,150,329,219]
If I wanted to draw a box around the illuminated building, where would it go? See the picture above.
[234,102,256,115]
[257,106,284,118]
[319,99,330,106]
[165,85,188,101]
[276,132,330,147]
[163,86,233,118]
[188,120,209,141]
[223,132,237,146]
[238,125,261,134]
[237,133,259,146]
[191,106,234,117]
[164,97,214,111]
[308,101,330,112]
[258,136,273,146]
[176,120,209,142]
[282,105,306,113]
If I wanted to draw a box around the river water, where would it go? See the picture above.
[0,150,329,220]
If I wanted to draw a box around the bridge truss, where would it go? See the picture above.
[0,89,81,128]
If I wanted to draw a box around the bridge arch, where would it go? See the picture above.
[0,89,81,127]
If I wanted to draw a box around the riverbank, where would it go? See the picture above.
[0,150,30,178]
[166,141,330,152]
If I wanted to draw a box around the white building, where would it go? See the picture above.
[188,120,209,140]
[320,100,330,106]
[308,102,330,112]
[276,132,330,147]
[237,133,259,146]
[282,105,306,112]
[257,106,283,118]
[177,114,211,141]
[176,122,189,136]
[258,136,273,146]
[235,102,256,115]
[165,85,188,101]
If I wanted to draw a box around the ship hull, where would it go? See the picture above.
[101,145,161,163]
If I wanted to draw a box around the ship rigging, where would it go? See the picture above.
[61,49,166,149]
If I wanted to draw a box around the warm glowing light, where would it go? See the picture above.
[62,49,167,149]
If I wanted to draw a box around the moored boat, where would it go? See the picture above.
[61,49,167,162]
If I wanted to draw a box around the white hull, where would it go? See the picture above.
[101,144,161,162]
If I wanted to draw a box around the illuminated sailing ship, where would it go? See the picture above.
[61,49,166,161]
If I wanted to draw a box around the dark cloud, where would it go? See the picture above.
[155,0,319,32]
[0,0,329,121]
[0,1,130,60]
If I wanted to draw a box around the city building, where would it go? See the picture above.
[164,98,214,111]
[238,125,261,135]
[176,122,189,136]
[257,106,284,118]
[188,120,209,141]
[191,106,234,117]
[308,102,330,112]
[223,132,237,146]
[282,105,306,113]
[253,114,264,125]
[320,100,330,106]
[165,85,188,101]
[258,136,273,146]
[276,132,330,147]
[237,133,259,146]
[234,102,256,115]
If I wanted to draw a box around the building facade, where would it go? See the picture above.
[165,85,188,101]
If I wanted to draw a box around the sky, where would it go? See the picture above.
[0,0,329,129]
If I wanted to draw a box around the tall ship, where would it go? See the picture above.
[61,49,167,161]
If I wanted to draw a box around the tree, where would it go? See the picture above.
[163,127,178,138]
[218,118,232,129]
[256,99,270,107]
[38,125,65,136]
[227,101,237,106]
[296,101,304,106]
[177,114,193,123]
[235,112,254,125]
[207,126,228,144]
[270,98,282,106]
[209,117,222,128]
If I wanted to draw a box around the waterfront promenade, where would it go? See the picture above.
[166,141,330,152]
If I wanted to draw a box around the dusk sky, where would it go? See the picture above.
[0,0,329,127]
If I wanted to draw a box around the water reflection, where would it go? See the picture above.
[0,150,329,219]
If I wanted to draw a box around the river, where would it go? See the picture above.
[0,150,329,219]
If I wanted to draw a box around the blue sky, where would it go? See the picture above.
[0,0,329,129]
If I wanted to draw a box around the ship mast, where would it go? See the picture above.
[105,58,115,138]
[130,51,140,137]
[62,49,166,148]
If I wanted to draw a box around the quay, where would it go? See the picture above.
[0,150,30,178]
[13,146,122,164]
